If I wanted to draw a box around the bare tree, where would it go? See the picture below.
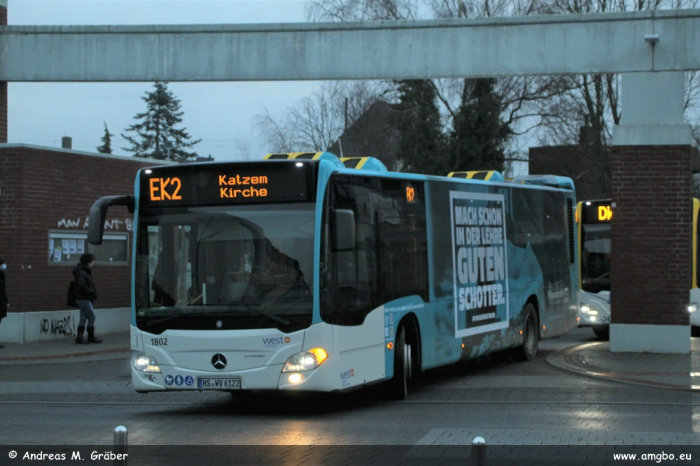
[428,0,573,176]
[255,81,383,153]
[430,0,548,19]
[304,0,700,182]
[306,0,419,21]
[686,72,700,148]
[528,0,700,197]
[234,135,254,161]
[256,86,340,152]
[308,0,560,175]
[255,105,299,153]
[535,0,700,142]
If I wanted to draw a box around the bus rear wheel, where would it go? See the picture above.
[512,304,538,361]
[387,327,411,400]
[593,326,609,340]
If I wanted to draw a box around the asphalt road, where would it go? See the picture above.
[1,328,699,465]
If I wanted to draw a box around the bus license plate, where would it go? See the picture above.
[197,378,241,389]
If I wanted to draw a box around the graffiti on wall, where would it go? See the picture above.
[57,217,132,231]
[57,218,82,228]
[40,315,75,336]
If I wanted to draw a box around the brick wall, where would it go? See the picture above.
[529,145,611,201]
[1,3,7,143]
[0,81,7,143]
[0,145,163,313]
[610,145,693,325]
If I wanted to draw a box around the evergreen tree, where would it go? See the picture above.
[449,78,511,173]
[122,82,201,161]
[96,121,113,154]
[393,80,447,175]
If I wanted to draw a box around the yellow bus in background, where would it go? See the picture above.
[577,199,700,339]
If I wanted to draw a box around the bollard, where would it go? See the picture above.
[472,436,486,466]
[113,425,127,466]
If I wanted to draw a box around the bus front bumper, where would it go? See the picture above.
[131,351,360,393]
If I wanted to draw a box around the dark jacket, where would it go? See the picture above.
[0,269,7,318]
[72,263,97,302]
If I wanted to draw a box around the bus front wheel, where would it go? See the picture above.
[387,327,411,400]
[512,304,538,361]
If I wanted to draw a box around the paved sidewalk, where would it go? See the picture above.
[1,331,700,391]
[0,331,130,364]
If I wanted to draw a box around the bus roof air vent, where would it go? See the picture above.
[340,157,388,172]
[263,152,341,162]
[447,170,505,182]
[511,175,575,191]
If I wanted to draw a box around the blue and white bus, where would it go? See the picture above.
[88,152,578,399]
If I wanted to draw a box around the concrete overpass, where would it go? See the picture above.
[1,1,699,353]
[0,9,698,81]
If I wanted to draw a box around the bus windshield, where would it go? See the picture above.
[581,223,611,293]
[135,203,315,333]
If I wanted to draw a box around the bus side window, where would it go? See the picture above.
[331,209,358,286]
[322,177,380,325]
[511,189,542,248]
[377,214,428,303]
[322,176,428,326]
[336,250,357,285]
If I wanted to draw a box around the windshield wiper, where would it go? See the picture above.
[144,311,221,328]
[231,305,291,327]
[144,307,291,328]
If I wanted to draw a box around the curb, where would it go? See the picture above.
[546,343,700,392]
[0,346,130,363]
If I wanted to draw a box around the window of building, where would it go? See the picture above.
[48,231,129,265]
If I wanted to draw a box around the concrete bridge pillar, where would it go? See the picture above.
[610,71,694,353]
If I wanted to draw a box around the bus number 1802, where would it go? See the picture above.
[150,338,168,346]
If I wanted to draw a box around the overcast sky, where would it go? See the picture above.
[8,0,324,161]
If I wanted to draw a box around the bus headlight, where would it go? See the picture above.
[580,305,598,316]
[132,352,161,373]
[282,348,328,372]
[688,303,699,314]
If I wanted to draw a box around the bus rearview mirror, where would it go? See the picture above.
[88,195,134,245]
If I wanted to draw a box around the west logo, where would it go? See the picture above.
[262,336,291,346]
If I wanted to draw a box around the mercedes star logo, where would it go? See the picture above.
[211,353,227,370]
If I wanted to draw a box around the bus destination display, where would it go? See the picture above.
[218,174,270,199]
[142,163,312,207]
[581,201,612,223]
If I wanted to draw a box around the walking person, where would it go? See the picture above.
[73,253,102,344]
[0,257,8,349]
